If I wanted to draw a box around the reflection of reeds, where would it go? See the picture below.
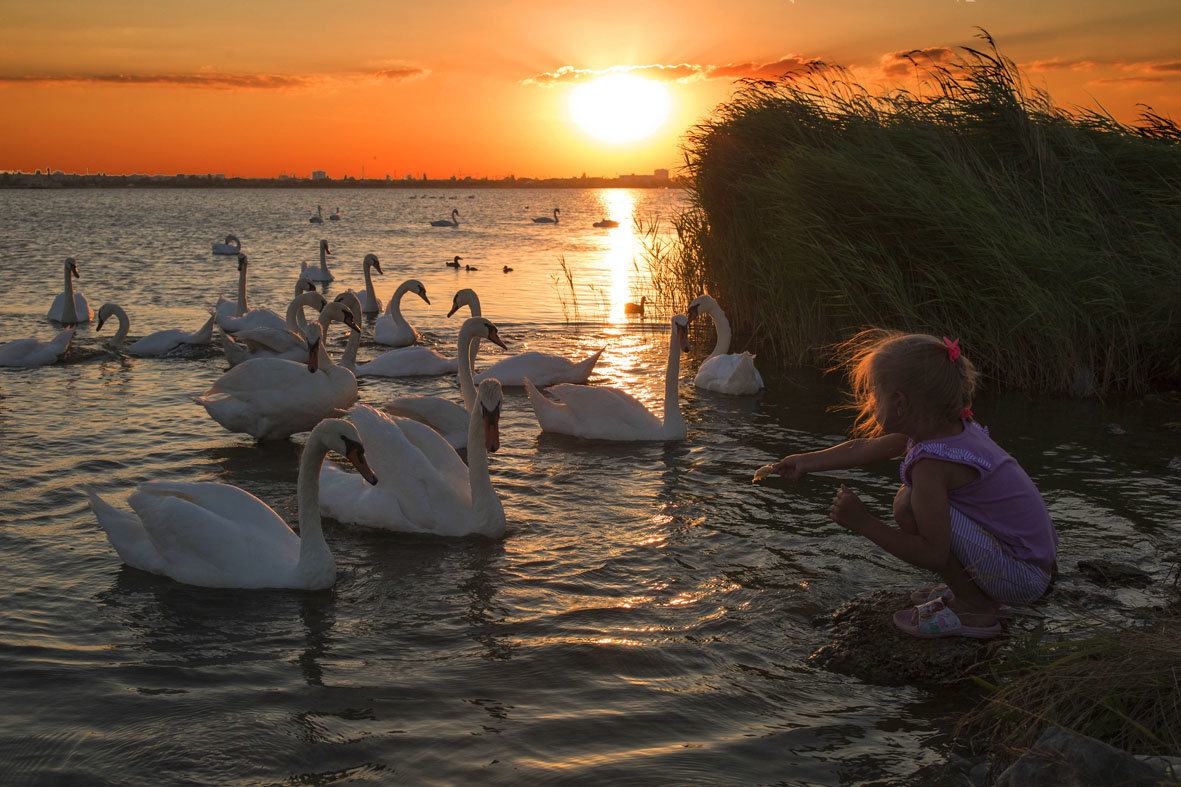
[664,29,1181,395]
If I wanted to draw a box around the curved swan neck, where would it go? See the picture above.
[287,293,320,332]
[363,261,377,306]
[457,326,480,409]
[295,433,333,574]
[466,405,500,525]
[106,305,130,347]
[663,324,685,433]
[340,323,361,371]
[319,243,329,272]
[314,318,339,371]
[706,302,731,357]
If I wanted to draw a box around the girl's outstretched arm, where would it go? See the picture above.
[775,433,907,479]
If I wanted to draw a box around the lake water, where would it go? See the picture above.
[1,187,1177,785]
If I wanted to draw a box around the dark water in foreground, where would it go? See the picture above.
[0,189,1177,785]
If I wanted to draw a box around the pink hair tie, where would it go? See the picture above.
[961,407,973,420]
[942,336,961,363]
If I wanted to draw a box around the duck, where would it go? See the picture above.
[532,208,560,224]
[525,314,689,441]
[465,264,478,271]
[381,316,508,448]
[219,291,327,366]
[502,265,513,273]
[445,288,603,387]
[360,253,383,314]
[373,279,429,347]
[329,208,341,221]
[624,296,647,317]
[299,239,334,283]
[431,208,460,227]
[310,205,323,224]
[446,256,463,268]
[47,258,93,325]
[212,234,242,255]
[81,418,377,590]
[96,304,216,357]
[214,254,290,334]
[592,218,619,228]
[0,328,74,367]
[194,302,360,441]
[319,381,506,538]
[686,294,764,395]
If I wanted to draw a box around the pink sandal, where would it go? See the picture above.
[909,584,1013,617]
[893,598,1002,639]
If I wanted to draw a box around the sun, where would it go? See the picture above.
[569,73,672,144]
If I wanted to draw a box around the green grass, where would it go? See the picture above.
[668,30,1181,395]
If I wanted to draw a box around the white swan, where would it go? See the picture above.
[446,286,604,387]
[373,279,429,347]
[212,234,241,255]
[525,314,689,441]
[47,258,93,325]
[299,239,334,283]
[310,205,323,224]
[430,208,459,227]
[382,316,508,448]
[360,253,383,314]
[81,418,377,590]
[195,302,360,441]
[532,207,560,224]
[319,381,506,538]
[96,304,216,357]
[0,329,74,367]
[686,294,764,395]
[219,291,327,366]
[215,254,291,334]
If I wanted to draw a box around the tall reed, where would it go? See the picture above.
[673,31,1181,395]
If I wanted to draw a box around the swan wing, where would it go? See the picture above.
[695,352,764,395]
[476,348,603,387]
[528,381,662,439]
[382,395,468,447]
[229,326,304,354]
[372,315,418,347]
[82,485,167,575]
[356,347,456,377]
[217,307,288,334]
[0,330,73,367]
[127,329,188,357]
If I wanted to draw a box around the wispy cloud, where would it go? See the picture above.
[879,47,956,77]
[0,67,428,89]
[524,57,829,86]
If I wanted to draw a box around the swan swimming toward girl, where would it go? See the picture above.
[95,304,216,357]
[47,258,93,325]
[82,418,377,590]
[525,314,689,442]
[318,380,506,538]
[686,294,764,395]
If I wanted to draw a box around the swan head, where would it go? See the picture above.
[314,419,378,486]
[237,253,248,271]
[304,324,324,373]
[319,301,361,333]
[407,280,429,305]
[65,257,80,278]
[320,239,331,255]
[452,209,460,217]
[95,303,119,331]
[463,317,507,350]
[448,287,477,317]
[363,253,383,275]
[333,292,364,326]
[476,378,503,453]
[297,278,316,294]
[673,314,690,352]
[686,294,716,322]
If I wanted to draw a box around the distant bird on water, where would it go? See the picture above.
[310,205,323,224]
[329,208,341,221]
[446,256,462,268]
[593,218,619,228]
[624,296,647,317]
[502,265,513,273]
[431,209,460,227]
[465,264,479,271]
[533,208,560,224]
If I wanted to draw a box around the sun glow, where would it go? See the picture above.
[569,74,672,143]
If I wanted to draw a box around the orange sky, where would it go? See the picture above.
[2,0,1178,179]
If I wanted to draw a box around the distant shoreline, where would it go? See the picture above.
[0,173,683,190]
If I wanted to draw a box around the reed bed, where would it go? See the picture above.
[671,31,1181,395]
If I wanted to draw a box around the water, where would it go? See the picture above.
[1,188,1178,785]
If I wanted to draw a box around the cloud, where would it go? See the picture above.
[0,66,427,89]
[879,47,956,78]
[1090,76,1167,86]
[524,57,830,86]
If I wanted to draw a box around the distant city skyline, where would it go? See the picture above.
[2,1,1177,177]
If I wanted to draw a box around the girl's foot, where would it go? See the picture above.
[909,584,1015,617]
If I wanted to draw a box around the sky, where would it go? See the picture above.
[1,0,1178,179]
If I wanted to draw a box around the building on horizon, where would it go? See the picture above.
[311,170,327,180]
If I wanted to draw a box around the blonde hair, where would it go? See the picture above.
[835,329,978,436]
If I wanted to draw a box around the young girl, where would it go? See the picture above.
[771,331,1057,638]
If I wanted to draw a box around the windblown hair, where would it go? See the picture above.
[835,329,978,436]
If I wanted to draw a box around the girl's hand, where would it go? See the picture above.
[829,484,875,534]
[774,455,808,480]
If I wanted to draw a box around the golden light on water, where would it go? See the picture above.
[602,189,638,323]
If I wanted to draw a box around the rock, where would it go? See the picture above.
[995,726,1166,786]
[1076,559,1152,588]
[809,590,1001,686]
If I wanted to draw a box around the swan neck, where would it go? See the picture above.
[295,434,333,574]
[458,328,478,409]
[286,297,307,331]
[315,318,338,370]
[466,406,499,522]
[663,326,685,433]
[110,305,130,346]
[708,305,732,357]
[62,266,78,323]
[319,245,328,272]
[340,323,361,371]
[237,265,248,316]
[364,263,377,305]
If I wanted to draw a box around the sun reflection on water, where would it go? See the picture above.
[598,190,640,323]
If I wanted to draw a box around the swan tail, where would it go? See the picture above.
[51,329,75,353]
[217,330,249,366]
[190,313,216,344]
[572,348,605,382]
[730,352,764,393]
[80,484,162,574]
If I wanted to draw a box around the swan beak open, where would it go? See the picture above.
[342,436,378,485]
[482,403,501,453]
[307,339,320,373]
[486,325,508,350]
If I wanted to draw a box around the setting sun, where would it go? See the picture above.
[569,73,672,144]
